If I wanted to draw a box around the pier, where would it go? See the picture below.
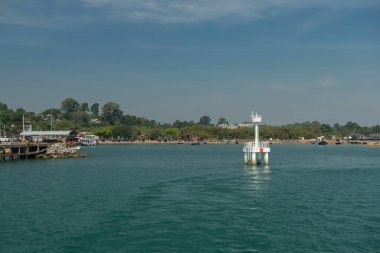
[0,143,49,161]
[243,112,270,165]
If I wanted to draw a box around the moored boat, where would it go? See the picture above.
[317,140,328,145]
[367,141,380,147]
[191,138,200,145]
[316,136,328,145]
[68,145,81,150]
[79,135,97,146]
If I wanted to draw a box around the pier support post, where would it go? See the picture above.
[244,153,248,165]
[257,153,262,164]
[264,152,269,165]
[251,152,256,165]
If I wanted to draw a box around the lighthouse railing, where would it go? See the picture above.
[258,141,270,148]
[243,141,270,149]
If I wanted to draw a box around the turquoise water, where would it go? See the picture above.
[0,144,379,252]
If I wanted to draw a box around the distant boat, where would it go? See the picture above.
[191,138,200,145]
[316,136,328,145]
[317,140,328,145]
[335,139,343,145]
[367,142,380,147]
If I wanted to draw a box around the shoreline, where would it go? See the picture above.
[98,140,377,145]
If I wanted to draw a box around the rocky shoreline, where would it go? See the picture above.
[44,144,85,159]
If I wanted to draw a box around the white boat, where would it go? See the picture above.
[68,146,81,150]
[79,135,97,146]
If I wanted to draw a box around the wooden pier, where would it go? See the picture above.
[0,143,49,161]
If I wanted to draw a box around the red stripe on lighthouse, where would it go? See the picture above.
[260,148,264,153]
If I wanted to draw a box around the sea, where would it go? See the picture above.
[0,144,379,252]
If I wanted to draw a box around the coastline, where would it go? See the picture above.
[98,139,379,145]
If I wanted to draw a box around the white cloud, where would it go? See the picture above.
[80,0,379,23]
[268,76,339,92]
[0,0,378,27]
[268,83,305,92]
[315,76,338,88]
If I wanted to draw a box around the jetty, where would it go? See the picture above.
[0,130,88,162]
[0,143,49,161]
[0,142,84,161]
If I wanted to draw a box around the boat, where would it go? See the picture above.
[317,140,328,145]
[335,139,343,145]
[367,142,380,147]
[68,145,81,150]
[191,138,200,145]
[316,136,328,145]
[79,135,97,146]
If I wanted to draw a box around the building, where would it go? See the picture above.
[20,130,78,143]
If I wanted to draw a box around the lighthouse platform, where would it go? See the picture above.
[243,112,271,165]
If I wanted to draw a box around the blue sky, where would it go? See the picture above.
[0,0,379,125]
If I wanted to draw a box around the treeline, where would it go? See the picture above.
[1,99,380,141]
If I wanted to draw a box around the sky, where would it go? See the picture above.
[0,0,379,125]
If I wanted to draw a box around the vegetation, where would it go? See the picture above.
[0,99,379,141]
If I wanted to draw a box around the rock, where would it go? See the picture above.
[44,144,83,159]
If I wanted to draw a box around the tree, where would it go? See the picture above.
[111,125,132,138]
[42,108,62,119]
[217,117,228,125]
[72,111,89,124]
[90,103,99,116]
[94,126,112,138]
[165,128,180,140]
[0,102,8,112]
[80,102,89,112]
[199,115,211,125]
[345,121,360,131]
[173,120,194,128]
[101,102,123,125]
[320,124,333,135]
[61,98,80,113]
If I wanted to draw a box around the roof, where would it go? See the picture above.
[20,130,77,136]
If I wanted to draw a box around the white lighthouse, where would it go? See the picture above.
[243,112,270,165]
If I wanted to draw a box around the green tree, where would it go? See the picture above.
[199,115,211,125]
[320,124,333,135]
[72,111,89,124]
[101,102,123,125]
[165,127,180,140]
[150,129,162,140]
[0,103,8,111]
[217,117,228,125]
[61,98,80,113]
[80,102,89,112]
[111,125,132,138]
[94,126,113,138]
[90,103,99,116]
[42,108,62,119]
